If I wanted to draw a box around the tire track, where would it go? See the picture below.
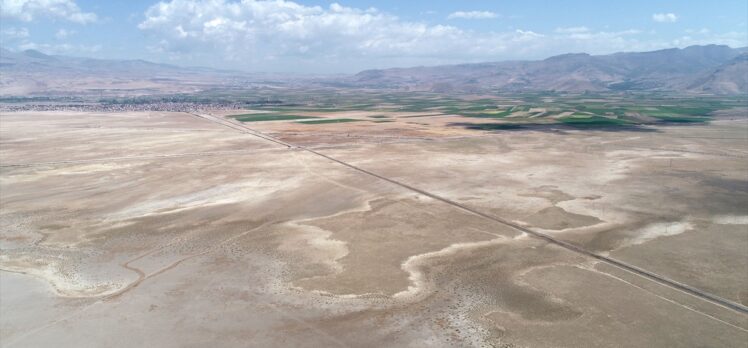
[188,112,748,316]
[2,222,350,348]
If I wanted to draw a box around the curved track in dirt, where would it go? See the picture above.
[188,112,748,315]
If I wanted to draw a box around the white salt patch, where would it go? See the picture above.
[0,255,125,298]
[625,221,693,247]
[111,175,303,220]
[712,215,748,225]
[393,237,512,301]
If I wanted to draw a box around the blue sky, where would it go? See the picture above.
[1,0,746,73]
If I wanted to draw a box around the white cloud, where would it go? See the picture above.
[669,30,747,49]
[447,11,498,20]
[555,26,590,34]
[555,26,640,41]
[0,0,97,24]
[135,1,746,72]
[18,41,101,54]
[685,28,710,34]
[1,26,30,40]
[138,0,507,63]
[652,13,678,23]
[55,28,75,39]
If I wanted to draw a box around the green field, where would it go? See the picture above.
[457,123,527,130]
[124,90,743,130]
[460,109,514,118]
[559,116,632,126]
[231,114,316,122]
[651,116,710,123]
[296,118,363,124]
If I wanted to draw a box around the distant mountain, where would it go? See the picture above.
[347,45,748,94]
[2,45,747,96]
[0,48,237,77]
[0,48,307,96]
[687,53,748,94]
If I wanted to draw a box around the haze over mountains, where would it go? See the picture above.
[1,45,746,96]
[350,45,748,94]
[0,47,283,96]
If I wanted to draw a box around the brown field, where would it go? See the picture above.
[1,109,747,347]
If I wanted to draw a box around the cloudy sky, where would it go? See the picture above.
[1,0,746,73]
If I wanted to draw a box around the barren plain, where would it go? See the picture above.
[1,101,747,347]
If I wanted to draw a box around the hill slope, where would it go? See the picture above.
[687,53,748,94]
[0,49,265,96]
[348,45,747,94]
[2,45,746,95]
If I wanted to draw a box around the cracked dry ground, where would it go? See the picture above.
[1,111,747,347]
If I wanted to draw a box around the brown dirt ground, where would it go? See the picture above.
[1,111,746,347]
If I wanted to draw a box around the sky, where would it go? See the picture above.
[1,0,747,73]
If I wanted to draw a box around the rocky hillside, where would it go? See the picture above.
[348,45,748,94]
[687,53,748,94]
[2,45,746,95]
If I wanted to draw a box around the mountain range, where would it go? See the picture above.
[0,48,302,96]
[348,45,748,94]
[1,45,747,96]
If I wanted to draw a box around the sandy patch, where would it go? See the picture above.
[622,221,694,248]
[712,215,748,225]
[521,206,603,231]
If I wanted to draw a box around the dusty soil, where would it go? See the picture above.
[1,111,746,347]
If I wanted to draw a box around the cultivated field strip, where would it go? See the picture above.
[192,112,748,316]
